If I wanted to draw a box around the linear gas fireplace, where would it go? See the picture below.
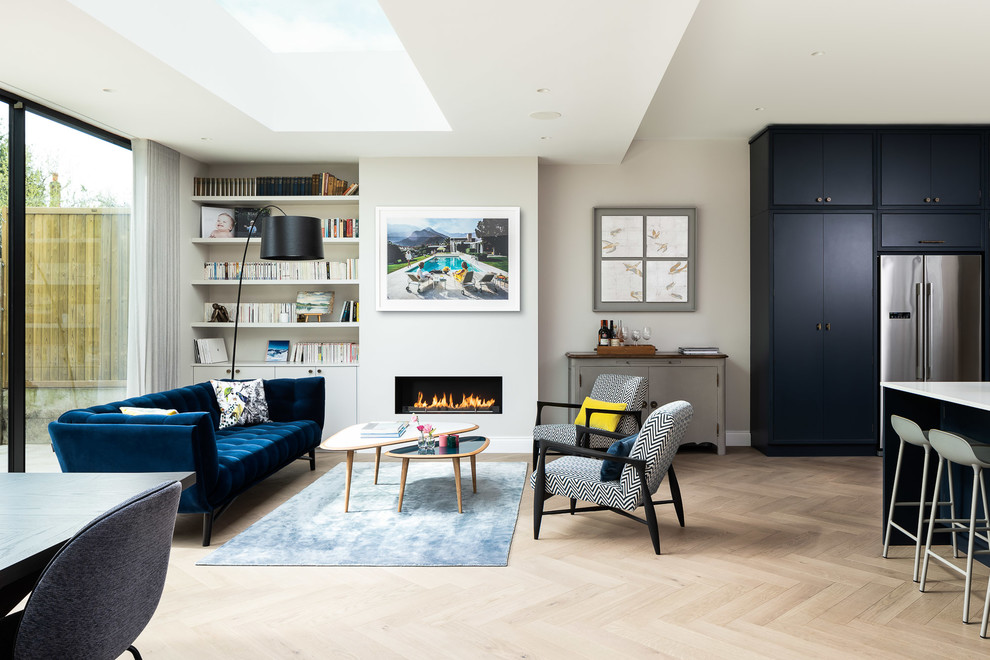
[395,376,502,414]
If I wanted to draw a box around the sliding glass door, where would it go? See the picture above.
[1,93,131,472]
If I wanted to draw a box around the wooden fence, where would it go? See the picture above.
[1,207,130,387]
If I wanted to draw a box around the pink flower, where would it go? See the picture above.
[422,423,434,436]
[417,424,425,432]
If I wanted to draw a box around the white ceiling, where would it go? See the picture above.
[4,0,990,166]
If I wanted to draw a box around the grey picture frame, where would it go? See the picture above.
[593,206,697,312]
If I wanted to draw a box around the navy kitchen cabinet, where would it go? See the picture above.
[773,132,874,206]
[771,214,875,451]
[880,132,982,207]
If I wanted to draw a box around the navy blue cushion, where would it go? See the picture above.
[600,433,638,481]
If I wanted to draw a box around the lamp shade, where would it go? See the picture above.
[260,215,325,261]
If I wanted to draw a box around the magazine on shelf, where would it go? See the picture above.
[195,338,228,364]
[360,421,409,438]
[265,340,289,362]
[678,346,720,355]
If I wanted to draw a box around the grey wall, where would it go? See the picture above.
[538,139,751,441]
[358,157,539,450]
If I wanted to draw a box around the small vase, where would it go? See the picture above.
[425,434,436,451]
[417,432,428,452]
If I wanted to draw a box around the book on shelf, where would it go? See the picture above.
[321,217,359,238]
[204,302,295,323]
[202,259,358,281]
[336,300,358,323]
[194,337,228,364]
[360,421,408,438]
[193,173,356,197]
[678,346,721,355]
[289,342,358,364]
[266,340,289,362]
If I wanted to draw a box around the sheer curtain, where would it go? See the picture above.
[127,139,180,396]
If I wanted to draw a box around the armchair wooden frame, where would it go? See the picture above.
[532,400,643,467]
[532,425,684,555]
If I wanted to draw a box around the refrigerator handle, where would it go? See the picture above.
[915,282,924,380]
[926,282,933,380]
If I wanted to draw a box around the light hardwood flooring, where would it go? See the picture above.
[131,448,990,658]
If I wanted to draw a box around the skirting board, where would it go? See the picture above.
[321,433,752,455]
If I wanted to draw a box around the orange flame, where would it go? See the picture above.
[413,391,496,410]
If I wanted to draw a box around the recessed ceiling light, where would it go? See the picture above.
[811,50,825,57]
[754,107,765,111]
[529,111,561,120]
[536,88,551,94]
[539,136,552,141]
[101,88,115,93]
[200,137,212,141]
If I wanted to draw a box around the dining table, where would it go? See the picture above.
[0,471,196,615]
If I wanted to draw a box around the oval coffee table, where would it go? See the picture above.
[320,422,479,512]
[385,436,490,513]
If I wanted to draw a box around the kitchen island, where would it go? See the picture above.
[881,382,990,553]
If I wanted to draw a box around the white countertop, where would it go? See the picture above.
[882,381,990,413]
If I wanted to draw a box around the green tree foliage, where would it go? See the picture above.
[0,131,123,210]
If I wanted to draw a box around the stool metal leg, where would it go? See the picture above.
[911,445,933,582]
[962,466,981,623]
[919,455,944,595]
[982,572,990,638]
[883,438,907,560]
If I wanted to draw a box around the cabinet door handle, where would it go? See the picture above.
[924,197,932,203]
[307,369,314,374]
[316,369,323,374]
[650,401,658,409]
[825,323,831,331]
[816,197,823,202]
[825,196,831,202]
[918,240,945,244]
[934,197,940,203]
[816,323,822,331]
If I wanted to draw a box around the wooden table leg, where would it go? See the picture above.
[374,447,382,484]
[397,458,409,512]
[344,450,354,513]
[453,457,463,513]
[470,454,478,493]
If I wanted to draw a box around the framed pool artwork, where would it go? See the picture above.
[593,207,697,312]
[376,206,520,312]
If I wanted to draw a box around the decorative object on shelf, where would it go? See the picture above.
[266,340,289,362]
[593,207,696,312]
[229,205,325,378]
[208,303,230,323]
[201,206,236,239]
[295,290,334,322]
[376,206,520,312]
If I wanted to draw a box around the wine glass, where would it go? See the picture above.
[641,326,652,345]
[630,329,641,345]
[617,323,627,345]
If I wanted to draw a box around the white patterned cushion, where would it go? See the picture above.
[211,379,271,429]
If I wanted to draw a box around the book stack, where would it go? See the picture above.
[678,346,721,355]
[204,302,295,323]
[194,338,228,364]
[360,421,408,438]
[322,217,359,238]
[337,301,358,323]
[201,259,358,281]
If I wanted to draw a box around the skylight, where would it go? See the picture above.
[217,0,404,53]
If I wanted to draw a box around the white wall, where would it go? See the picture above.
[538,139,751,440]
[358,157,539,451]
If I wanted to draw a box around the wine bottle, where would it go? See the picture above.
[598,320,610,347]
[609,320,619,346]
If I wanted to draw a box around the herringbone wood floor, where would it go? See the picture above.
[133,448,990,658]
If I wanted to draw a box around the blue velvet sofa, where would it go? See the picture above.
[48,377,325,545]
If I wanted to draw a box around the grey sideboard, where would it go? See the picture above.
[566,352,727,455]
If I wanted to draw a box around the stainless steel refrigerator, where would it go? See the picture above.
[879,255,982,382]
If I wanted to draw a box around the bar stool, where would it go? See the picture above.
[920,429,990,624]
[883,415,957,582]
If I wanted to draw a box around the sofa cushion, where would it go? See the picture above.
[211,420,321,503]
[211,379,271,429]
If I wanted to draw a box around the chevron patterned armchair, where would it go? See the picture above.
[532,373,648,468]
[531,400,693,554]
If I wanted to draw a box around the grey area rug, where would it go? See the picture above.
[198,461,528,567]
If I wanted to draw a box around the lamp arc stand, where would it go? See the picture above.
[228,204,285,379]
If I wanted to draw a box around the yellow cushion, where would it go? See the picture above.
[573,397,627,431]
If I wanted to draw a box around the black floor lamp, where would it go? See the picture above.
[229,205,325,378]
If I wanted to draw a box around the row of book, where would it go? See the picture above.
[193,174,358,197]
[323,217,358,238]
[289,342,359,364]
[204,302,360,324]
[203,259,358,281]
[337,300,358,323]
